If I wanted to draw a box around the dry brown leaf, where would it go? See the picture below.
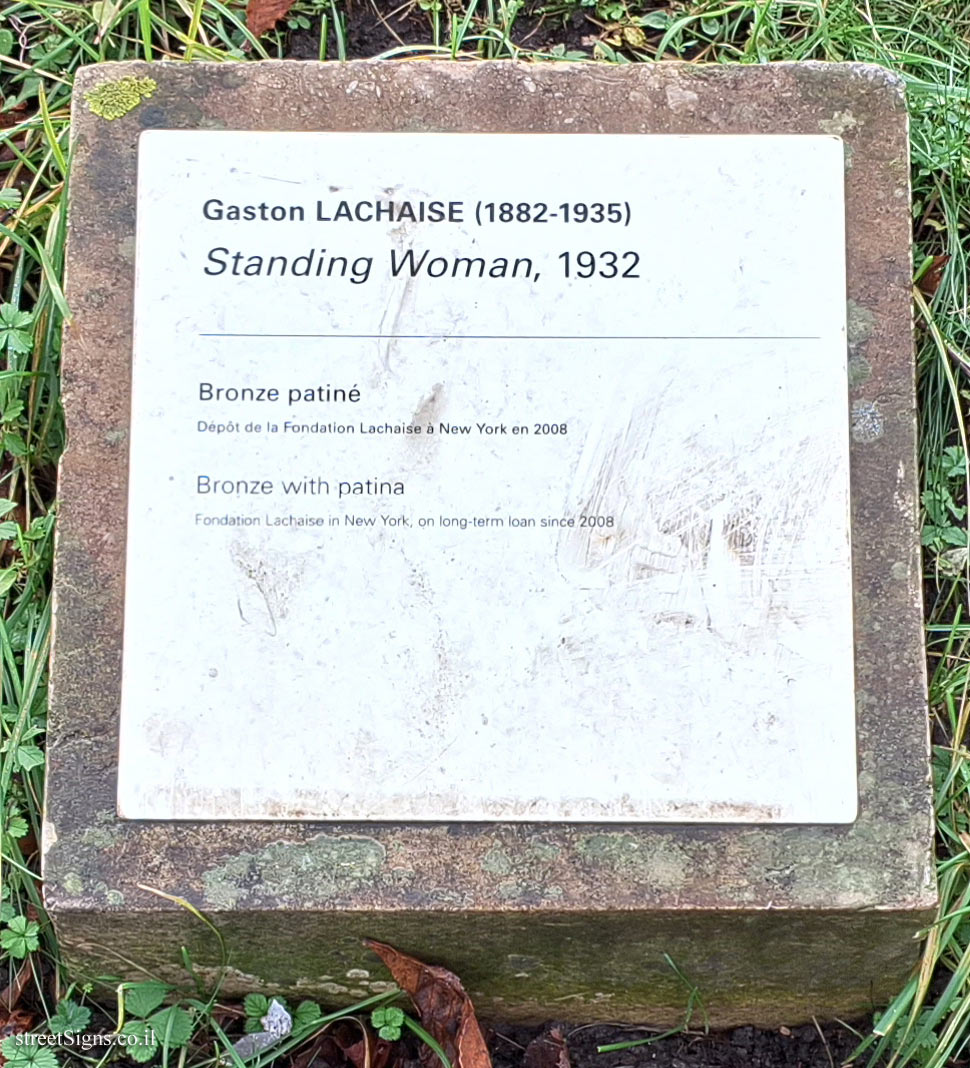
[0,1009,34,1066]
[289,1018,393,1068]
[0,103,28,131]
[364,940,491,1068]
[0,961,31,1015]
[246,0,298,39]
[523,1029,570,1068]
[344,1034,395,1068]
[289,1032,348,1068]
[917,254,950,298]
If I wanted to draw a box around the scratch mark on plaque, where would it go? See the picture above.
[556,363,847,662]
[237,573,277,637]
[257,581,277,636]
[376,275,415,374]
[376,213,420,374]
[223,165,302,185]
[398,736,459,787]
[229,546,308,638]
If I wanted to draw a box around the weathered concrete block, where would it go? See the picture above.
[45,59,933,1025]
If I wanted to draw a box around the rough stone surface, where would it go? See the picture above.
[46,59,933,1026]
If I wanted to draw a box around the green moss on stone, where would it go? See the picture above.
[85,77,157,120]
[819,109,861,135]
[81,826,120,848]
[848,353,872,387]
[578,833,681,876]
[98,884,125,906]
[481,848,513,875]
[497,880,564,901]
[203,834,385,908]
[847,299,877,353]
[579,833,645,868]
[62,871,84,895]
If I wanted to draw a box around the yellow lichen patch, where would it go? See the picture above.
[84,76,157,120]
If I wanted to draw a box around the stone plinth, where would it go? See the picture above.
[45,60,934,1025]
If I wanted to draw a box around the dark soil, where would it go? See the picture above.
[286,0,608,61]
[488,1021,869,1068]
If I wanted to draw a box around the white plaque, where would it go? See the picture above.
[118,131,855,822]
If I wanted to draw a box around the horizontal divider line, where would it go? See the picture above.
[199,333,822,340]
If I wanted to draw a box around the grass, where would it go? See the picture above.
[1,1,969,1066]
